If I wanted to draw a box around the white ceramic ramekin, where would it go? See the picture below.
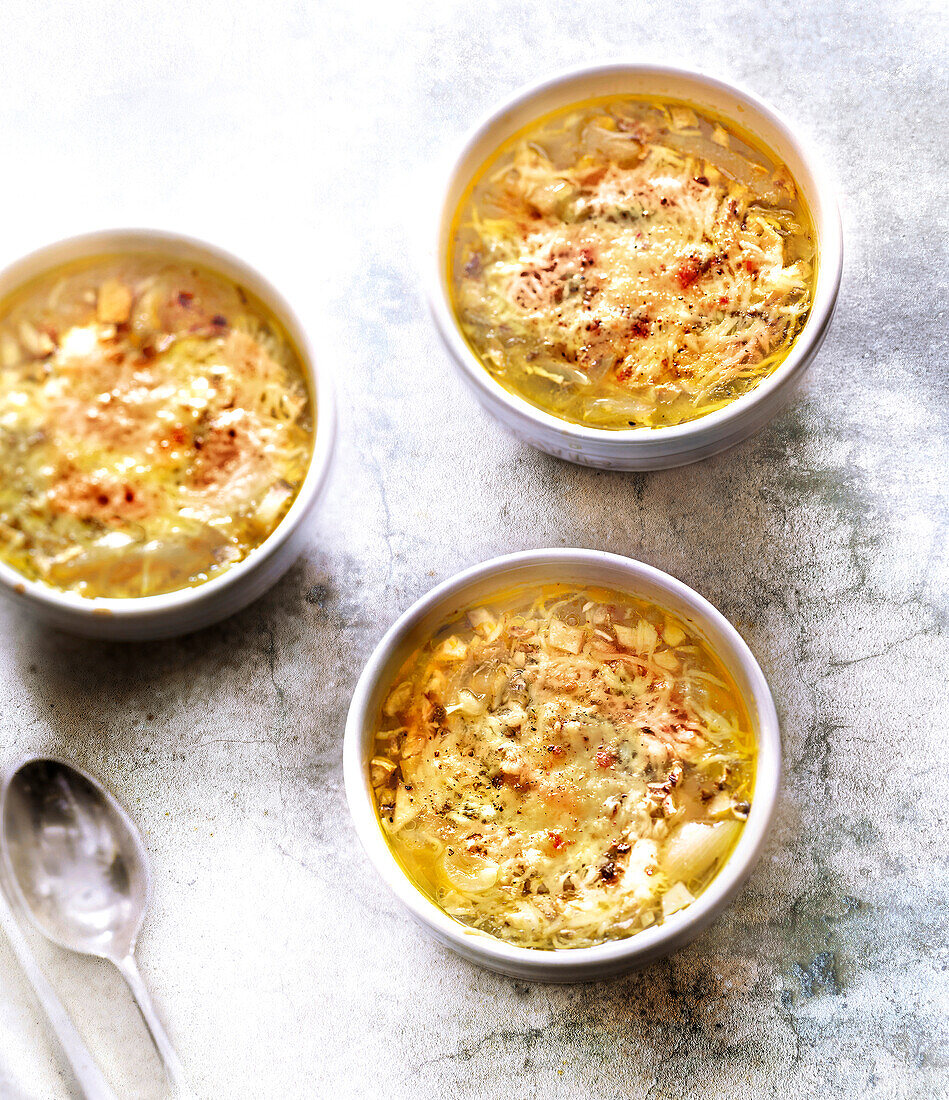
[0,229,335,640]
[344,549,780,982]
[429,64,843,470]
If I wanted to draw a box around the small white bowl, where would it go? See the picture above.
[0,229,336,640]
[429,64,843,470]
[344,549,780,982]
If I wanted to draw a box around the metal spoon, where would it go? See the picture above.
[0,756,191,1098]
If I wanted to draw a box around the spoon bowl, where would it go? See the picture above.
[1,758,148,960]
[0,756,190,1097]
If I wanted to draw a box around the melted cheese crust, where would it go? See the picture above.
[0,255,313,598]
[372,587,756,950]
[452,98,815,429]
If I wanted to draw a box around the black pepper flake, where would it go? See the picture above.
[600,861,618,883]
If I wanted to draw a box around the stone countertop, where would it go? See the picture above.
[0,1,946,1097]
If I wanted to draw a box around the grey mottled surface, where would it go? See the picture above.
[0,1,947,1097]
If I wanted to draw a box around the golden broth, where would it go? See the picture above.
[371,585,756,950]
[0,254,313,598]
[450,97,816,430]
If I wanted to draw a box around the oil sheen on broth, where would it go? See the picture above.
[450,98,816,430]
[371,586,756,950]
[0,255,313,598]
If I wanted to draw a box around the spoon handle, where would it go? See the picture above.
[115,955,193,1099]
[0,893,117,1100]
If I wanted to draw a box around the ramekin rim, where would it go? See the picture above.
[344,547,781,972]
[0,227,336,619]
[429,61,843,450]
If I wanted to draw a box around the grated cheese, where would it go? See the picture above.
[451,98,815,429]
[0,255,313,598]
[372,585,756,950]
